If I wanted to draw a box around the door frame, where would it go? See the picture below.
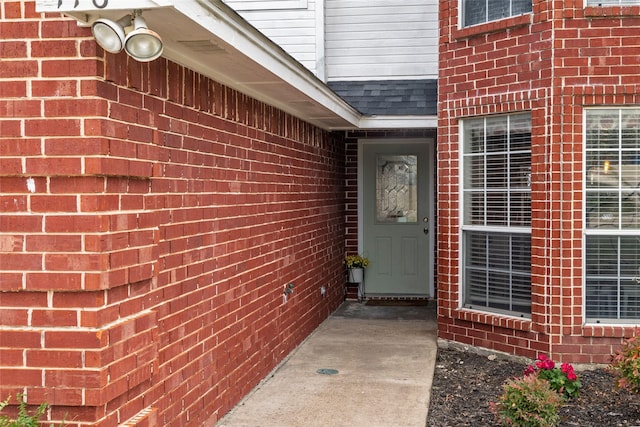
[357,137,436,298]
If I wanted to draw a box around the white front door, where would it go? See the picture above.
[361,140,434,297]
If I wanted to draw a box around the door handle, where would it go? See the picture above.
[423,227,429,235]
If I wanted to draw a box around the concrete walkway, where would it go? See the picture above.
[217,301,438,427]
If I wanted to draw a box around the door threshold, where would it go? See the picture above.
[364,296,431,306]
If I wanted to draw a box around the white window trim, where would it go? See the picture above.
[583,107,640,325]
[585,0,640,5]
[458,0,532,29]
[458,114,532,317]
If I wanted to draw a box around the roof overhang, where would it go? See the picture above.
[36,0,435,131]
[358,116,437,130]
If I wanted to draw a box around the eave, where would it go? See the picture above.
[36,0,435,131]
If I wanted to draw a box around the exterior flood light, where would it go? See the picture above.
[91,11,163,62]
[124,15,164,62]
[91,15,131,54]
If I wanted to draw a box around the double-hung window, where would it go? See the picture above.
[585,109,640,322]
[585,0,640,5]
[461,0,532,27]
[462,114,532,316]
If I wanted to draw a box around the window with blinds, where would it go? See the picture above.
[461,0,532,27]
[585,109,640,322]
[585,0,640,5]
[462,114,532,316]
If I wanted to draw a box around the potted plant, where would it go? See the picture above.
[344,254,369,283]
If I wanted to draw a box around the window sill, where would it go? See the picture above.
[454,13,532,40]
[583,323,640,338]
[457,307,532,332]
[584,5,640,17]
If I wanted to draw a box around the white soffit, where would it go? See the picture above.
[358,116,438,130]
[36,0,363,130]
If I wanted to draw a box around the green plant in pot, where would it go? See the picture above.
[345,254,369,283]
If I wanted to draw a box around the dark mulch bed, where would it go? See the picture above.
[427,348,640,426]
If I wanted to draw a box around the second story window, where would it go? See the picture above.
[462,0,532,27]
[586,0,640,4]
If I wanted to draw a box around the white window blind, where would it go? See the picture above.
[585,0,640,5]
[462,114,532,316]
[585,109,640,322]
[461,0,532,27]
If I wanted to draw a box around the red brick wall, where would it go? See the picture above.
[0,3,345,425]
[439,0,640,364]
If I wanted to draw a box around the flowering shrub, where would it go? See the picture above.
[609,334,640,393]
[344,254,369,269]
[490,374,564,427]
[524,354,582,399]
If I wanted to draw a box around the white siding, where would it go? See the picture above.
[225,0,324,78]
[325,0,438,80]
[224,0,308,10]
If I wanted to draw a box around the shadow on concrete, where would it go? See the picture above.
[334,300,437,322]
[218,300,438,427]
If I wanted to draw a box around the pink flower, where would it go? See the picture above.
[524,365,536,376]
[561,363,574,374]
[567,372,577,381]
[535,355,555,370]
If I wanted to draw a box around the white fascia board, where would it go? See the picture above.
[356,116,437,130]
[36,0,361,130]
[181,1,361,123]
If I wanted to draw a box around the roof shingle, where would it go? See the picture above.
[328,79,437,116]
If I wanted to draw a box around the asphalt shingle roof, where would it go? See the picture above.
[328,79,437,116]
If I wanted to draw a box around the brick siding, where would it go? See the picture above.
[439,0,640,363]
[0,3,345,425]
